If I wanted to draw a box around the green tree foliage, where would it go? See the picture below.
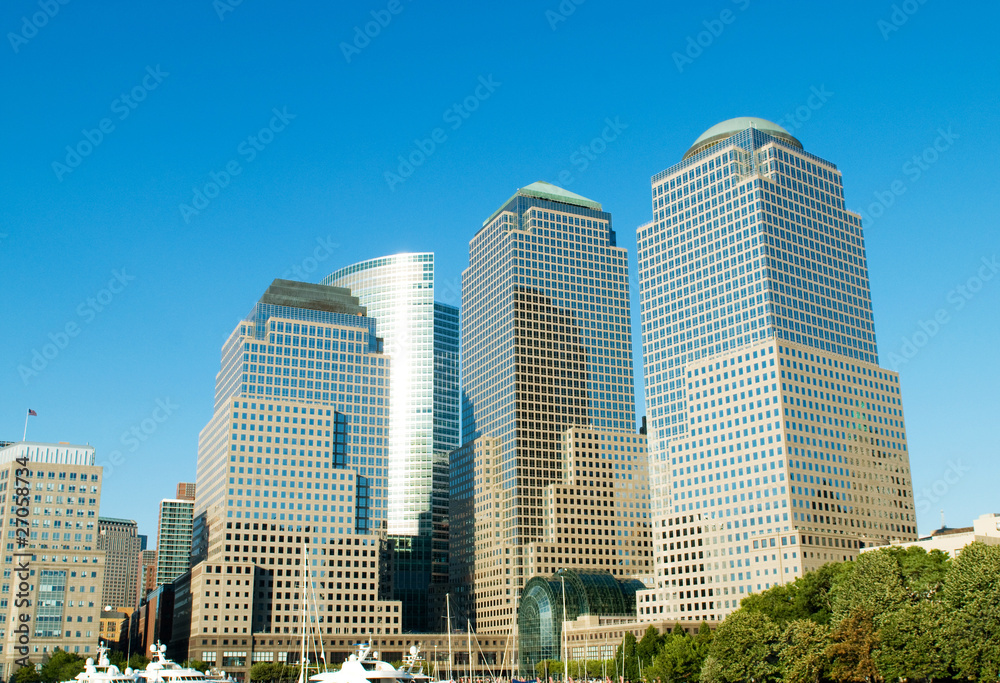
[636,626,663,669]
[614,632,639,683]
[646,630,699,683]
[942,542,1000,680]
[778,619,828,683]
[40,649,86,683]
[830,550,906,626]
[249,662,300,682]
[182,660,211,673]
[708,610,781,682]
[873,599,951,681]
[12,666,41,683]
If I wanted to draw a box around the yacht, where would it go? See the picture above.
[137,644,236,683]
[64,644,139,683]
[308,642,413,683]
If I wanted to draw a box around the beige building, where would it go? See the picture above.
[97,517,142,610]
[0,441,105,675]
[473,426,652,634]
[637,339,917,623]
[862,512,1000,559]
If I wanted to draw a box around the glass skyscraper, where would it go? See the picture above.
[322,254,459,631]
[636,118,916,623]
[454,181,639,631]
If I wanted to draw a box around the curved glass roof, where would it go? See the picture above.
[683,117,802,159]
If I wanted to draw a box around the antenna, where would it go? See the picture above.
[940,509,945,529]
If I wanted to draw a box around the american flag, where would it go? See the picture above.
[27,409,37,417]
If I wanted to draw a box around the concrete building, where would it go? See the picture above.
[156,498,194,586]
[635,118,917,623]
[323,254,460,631]
[140,549,158,598]
[452,182,640,632]
[0,441,106,675]
[862,512,1000,559]
[98,517,143,610]
[176,483,196,501]
[179,278,403,675]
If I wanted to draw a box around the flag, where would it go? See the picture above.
[27,409,37,417]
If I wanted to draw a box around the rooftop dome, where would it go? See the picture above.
[683,117,802,159]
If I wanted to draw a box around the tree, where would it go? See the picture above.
[127,655,150,671]
[614,632,639,683]
[941,542,1000,681]
[779,619,829,683]
[830,549,906,626]
[645,631,699,683]
[40,649,85,683]
[636,626,663,669]
[874,599,952,681]
[792,563,845,625]
[12,666,40,683]
[708,610,781,682]
[824,609,879,683]
[740,581,802,627]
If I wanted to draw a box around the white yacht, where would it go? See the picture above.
[64,644,139,683]
[137,644,236,683]
[308,642,413,683]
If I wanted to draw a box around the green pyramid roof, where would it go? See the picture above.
[483,181,603,227]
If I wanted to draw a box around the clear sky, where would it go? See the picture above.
[1,1,997,541]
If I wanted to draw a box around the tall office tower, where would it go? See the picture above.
[453,181,638,632]
[98,517,143,609]
[0,442,105,676]
[140,548,158,598]
[190,278,401,647]
[176,483,196,501]
[155,498,194,585]
[635,118,917,623]
[322,255,460,631]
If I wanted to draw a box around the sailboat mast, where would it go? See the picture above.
[299,542,308,683]
[467,620,473,683]
[447,593,454,683]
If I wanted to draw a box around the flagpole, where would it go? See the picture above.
[22,412,29,442]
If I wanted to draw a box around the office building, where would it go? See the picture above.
[98,517,143,609]
[155,498,194,586]
[635,118,917,623]
[140,549,158,598]
[0,441,105,675]
[186,277,401,666]
[323,254,460,631]
[176,483,196,501]
[452,181,640,632]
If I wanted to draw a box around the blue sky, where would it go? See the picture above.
[1,1,997,540]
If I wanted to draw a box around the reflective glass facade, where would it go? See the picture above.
[636,120,916,624]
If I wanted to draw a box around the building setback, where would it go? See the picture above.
[0,441,105,675]
[98,517,143,610]
[635,118,917,623]
[452,181,642,633]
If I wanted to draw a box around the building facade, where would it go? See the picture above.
[140,549,157,599]
[98,517,143,610]
[861,512,1000,559]
[635,118,917,623]
[176,483,196,501]
[323,254,460,631]
[453,181,639,632]
[187,278,402,664]
[0,442,105,675]
[156,498,194,586]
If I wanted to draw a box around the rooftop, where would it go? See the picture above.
[683,117,803,160]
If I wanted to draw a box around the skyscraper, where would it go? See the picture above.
[322,254,459,631]
[636,118,917,622]
[453,181,641,631]
[176,482,196,501]
[190,278,402,646]
[98,517,143,609]
[155,497,194,586]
